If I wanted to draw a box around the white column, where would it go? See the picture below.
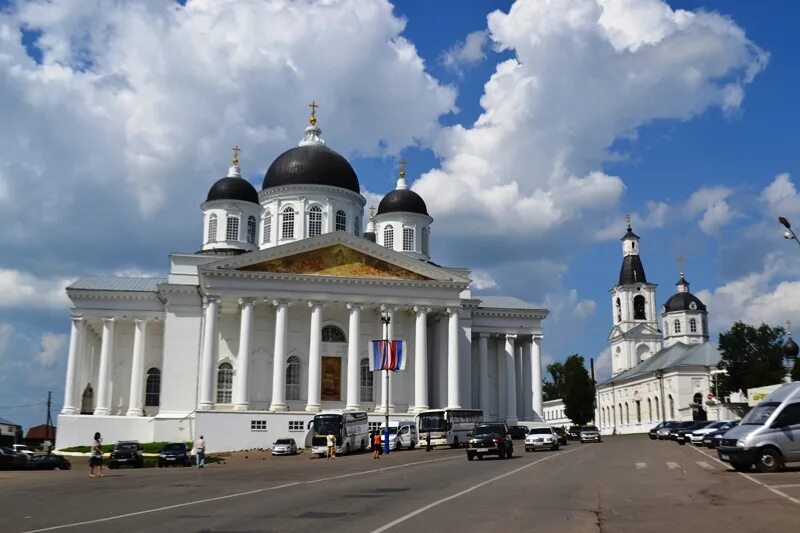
[522,341,533,421]
[505,334,518,425]
[61,316,84,415]
[496,337,505,418]
[198,297,220,411]
[413,306,429,413]
[531,335,543,417]
[447,308,461,409]
[515,343,523,419]
[306,302,323,412]
[345,304,362,410]
[270,300,289,412]
[94,318,116,416]
[234,298,255,411]
[478,333,490,417]
[126,319,149,416]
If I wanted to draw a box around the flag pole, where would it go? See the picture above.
[381,310,391,455]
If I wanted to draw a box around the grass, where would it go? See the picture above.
[61,441,194,454]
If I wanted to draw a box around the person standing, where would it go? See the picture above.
[326,431,336,460]
[195,435,206,468]
[373,431,382,459]
[89,432,104,478]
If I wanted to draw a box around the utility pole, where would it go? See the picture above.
[46,391,53,455]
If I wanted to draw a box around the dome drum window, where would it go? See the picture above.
[403,227,415,252]
[263,211,272,244]
[673,320,681,334]
[689,318,697,333]
[335,210,347,232]
[207,214,218,243]
[226,215,240,241]
[308,206,323,237]
[247,216,257,244]
[281,207,295,240]
[383,225,394,249]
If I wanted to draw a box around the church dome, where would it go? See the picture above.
[377,188,428,216]
[206,175,259,204]
[663,274,707,313]
[619,255,647,285]
[263,144,360,194]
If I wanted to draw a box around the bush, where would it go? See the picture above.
[61,441,193,454]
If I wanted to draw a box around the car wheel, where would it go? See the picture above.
[731,461,752,472]
[506,447,512,459]
[451,437,460,449]
[679,440,686,446]
[409,440,416,450]
[158,463,163,468]
[345,443,350,454]
[467,452,475,461]
[755,447,783,473]
[396,441,403,451]
[53,466,61,471]
[477,454,483,460]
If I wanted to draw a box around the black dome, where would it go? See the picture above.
[783,336,800,359]
[663,292,707,313]
[377,189,428,216]
[619,255,647,285]
[263,144,359,193]
[206,176,259,204]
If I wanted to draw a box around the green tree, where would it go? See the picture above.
[717,321,786,396]
[561,354,596,426]
[542,362,565,401]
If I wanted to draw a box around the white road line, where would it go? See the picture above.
[686,443,800,506]
[768,484,800,489]
[370,447,582,533]
[696,461,714,470]
[666,462,680,470]
[635,462,647,469]
[21,453,463,533]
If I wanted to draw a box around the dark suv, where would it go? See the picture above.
[158,442,191,467]
[567,426,582,441]
[109,441,143,469]
[466,423,513,461]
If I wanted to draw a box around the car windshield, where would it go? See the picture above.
[114,443,137,451]
[741,402,780,425]
[275,439,292,445]
[163,444,185,452]
[313,415,342,435]
[582,426,598,432]
[418,413,447,432]
[569,426,580,432]
[472,424,503,436]
[529,428,551,435]
[385,427,398,435]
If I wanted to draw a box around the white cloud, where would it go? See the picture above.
[37,332,67,367]
[441,30,489,71]
[470,270,499,290]
[760,173,800,220]
[572,299,597,319]
[0,269,71,310]
[594,347,612,382]
[683,186,737,235]
[0,324,13,362]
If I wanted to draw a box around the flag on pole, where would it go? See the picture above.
[369,340,406,371]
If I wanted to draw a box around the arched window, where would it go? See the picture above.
[81,383,94,414]
[262,210,272,244]
[336,210,347,231]
[669,395,675,418]
[633,295,646,320]
[616,297,621,323]
[689,318,697,333]
[636,400,641,423]
[360,358,373,402]
[383,225,394,249]
[654,397,660,420]
[247,216,257,244]
[647,398,652,422]
[226,215,240,241]
[145,368,161,407]
[281,207,295,240]
[216,363,233,403]
[207,214,218,242]
[321,325,346,343]
[612,405,616,425]
[673,319,681,334]
[354,216,361,236]
[422,227,429,255]
[286,356,301,401]
[625,402,630,425]
[308,206,322,237]
[403,227,415,251]
[693,392,702,405]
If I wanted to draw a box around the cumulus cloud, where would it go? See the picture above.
[441,30,489,72]
[470,270,499,290]
[594,347,612,382]
[683,186,737,235]
[36,332,67,367]
[572,299,597,319]
[0,269,71,310]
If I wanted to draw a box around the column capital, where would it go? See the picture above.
[307,300,325,309]
[412,305,431,314]
[133,318,150,327]
[238,297,256,306]
[70,315,84,324]
[203,295,222,306]
[346,302,363,311]
[446,306,460,315]
[102,317,116,326]
[505,333,517,340]
[272,299,291,308]
[532,334,544,342]
[478,332,491,339]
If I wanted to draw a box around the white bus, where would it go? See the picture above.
[310,410,369,457]
[416,408,483,448]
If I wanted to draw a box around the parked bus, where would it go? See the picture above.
[416,408,483,448]
[310,410,369,457]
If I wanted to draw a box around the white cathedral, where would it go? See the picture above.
[57,110,548,452]
[595,221,731,435]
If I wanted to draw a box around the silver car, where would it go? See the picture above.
[525,427,560,451]
[271,438,298,456]
[579,426,602,443]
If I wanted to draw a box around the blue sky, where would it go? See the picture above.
[0,0,798,430]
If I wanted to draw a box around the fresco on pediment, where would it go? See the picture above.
[239,244,429,280]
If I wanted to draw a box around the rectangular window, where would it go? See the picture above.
[288,420,305,432]
[263,215,272,244]
[368,422,382,432]
[226,215,240,241]
[250,420,267,431]
[403,227,415,251]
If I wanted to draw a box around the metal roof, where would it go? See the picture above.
[478,295,539,310]
[599,342,721,386]
[67,276,167,292]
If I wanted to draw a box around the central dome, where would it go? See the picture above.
[263,144,360,194]
[377,188,428,216]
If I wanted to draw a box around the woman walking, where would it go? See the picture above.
[373,430,382,459]
[89,432,104,478]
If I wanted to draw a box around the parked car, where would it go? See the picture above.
[690,420,736,445]
[466,422,513,461]
[649,421,669,440]
[567,426,582,440]
[579,425,602,443]
[553,426,569,445]
[109,441,143,469]
[509,426,529,440]
[718,382,800,473]
[380,420,419,450]
[655,421,680,440]
[271,438,298,456]
[0,447,29,470]
[703,422,739,448]
[668,421,695,441]
[12,444,35,457]
[675,421,714,445]
[29,455,71,470]
[525,427,560,452]
[158,442,192,467]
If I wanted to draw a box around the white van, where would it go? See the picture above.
[381,420,419,451]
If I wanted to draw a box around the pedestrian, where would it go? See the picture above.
[373,430,382,459]
[89,432,103,478]
[195,434,206,468]
[326,431,336,460]
[426,429,432,452]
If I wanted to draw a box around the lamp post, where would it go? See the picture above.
[380,311,391,455]
[782,320,798,383]
[778,216,800,249]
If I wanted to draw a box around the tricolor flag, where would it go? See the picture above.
[369,340,406,371]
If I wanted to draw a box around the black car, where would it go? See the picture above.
[668,421,695,441]
[649,421,668,440]
[109,441,143,469]
[553,426,569,445]
[675,421,713,445]
[158,442,191,467]
[567,426,582,441]
[466,422,513,461]
[29,455,72,470]
[703,422,739,448]
[508,426,528,440]
[0,447,29,470]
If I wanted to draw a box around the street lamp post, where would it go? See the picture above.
[778,216,800,249]
[380,311,391,455]
[782,320,798,383]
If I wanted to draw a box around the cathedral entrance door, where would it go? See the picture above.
[321,357,341,401]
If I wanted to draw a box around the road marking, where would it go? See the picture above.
[666,462,680,470]
[21,453,463,533]
[635,462,646,469]
[686,443,800,506]
[696,461,714,470]
[370,447,583,533]
[769,484,800,489]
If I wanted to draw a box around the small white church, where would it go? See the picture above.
[596,221,728,435]
[57,108,548,452]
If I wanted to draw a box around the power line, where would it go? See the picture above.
[0,401,46,410]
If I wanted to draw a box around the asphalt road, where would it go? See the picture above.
[2,435,799,533]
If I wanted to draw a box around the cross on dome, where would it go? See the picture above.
[232,145,241,166]
[309,100,318,126]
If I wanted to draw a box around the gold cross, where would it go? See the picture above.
[309,100,318,126]
[369,206,375,220]
[232,145,241,166]
[399,159,406,178]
